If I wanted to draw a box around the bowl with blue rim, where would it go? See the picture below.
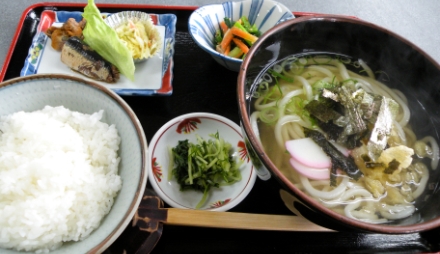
[188,0,294,72]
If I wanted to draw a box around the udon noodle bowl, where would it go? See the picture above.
[250,53,439,224]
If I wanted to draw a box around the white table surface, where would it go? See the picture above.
[1,0,440,72]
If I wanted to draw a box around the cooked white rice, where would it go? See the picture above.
[0,106,122,253]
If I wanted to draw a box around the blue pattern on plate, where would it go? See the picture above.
[20,33,48,77]
[248,0,263,25]
[20,11,86,78]
[222,2,233,18]
[239,3,244,18]
[214,14,222,34]
[157,14,177,76]
[56,11,84,22]
[202,16,217,46]
[279,12,294,24]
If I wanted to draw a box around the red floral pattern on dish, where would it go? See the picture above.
[238,140,249,163]
[210,199,231,208]
[152,157,163,182]
[176,117,201,134]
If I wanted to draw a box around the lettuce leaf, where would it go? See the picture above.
[82,0,135,81]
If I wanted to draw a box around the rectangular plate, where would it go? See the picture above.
[20,10,176,96]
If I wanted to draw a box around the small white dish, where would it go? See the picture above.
[148,112,257,211]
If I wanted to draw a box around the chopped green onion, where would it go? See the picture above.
[268,69,294,83]
[312,55,332,64]
[263,83,282,104]
[341,78,357,86]
[298,57,308,65]
[312,79,338,92]
[338,57,351,64]
[287,62,304,75]
[260,107,280,124]
[286,96,307,114]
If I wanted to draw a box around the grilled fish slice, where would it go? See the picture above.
[61,36,120,83]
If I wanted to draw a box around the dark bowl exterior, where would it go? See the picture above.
[237,15,440,234]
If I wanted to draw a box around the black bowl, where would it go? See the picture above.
[237,15,440,234]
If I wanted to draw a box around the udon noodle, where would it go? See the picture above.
[251,54,439,224]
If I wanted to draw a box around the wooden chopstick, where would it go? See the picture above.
[164,208,335,232]
[135,195,334,232]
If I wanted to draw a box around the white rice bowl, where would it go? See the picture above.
[0,74,148,254]
[0,106,122,252]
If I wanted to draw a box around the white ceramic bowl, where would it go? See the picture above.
[0,74,148,253]
[148,112,256,211]
[188,0,294,72]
